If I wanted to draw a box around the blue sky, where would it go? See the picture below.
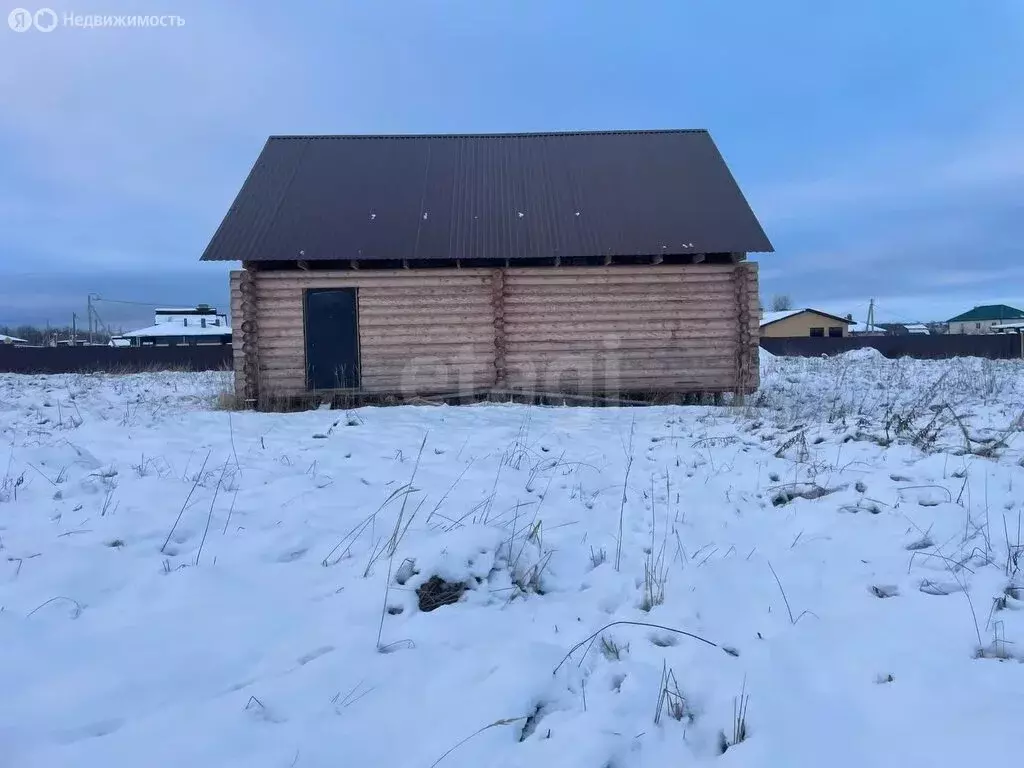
[1,0,1022,330]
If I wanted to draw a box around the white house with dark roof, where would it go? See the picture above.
[113,305,231,347]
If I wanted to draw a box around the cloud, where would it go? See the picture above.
[752,119,1024,320]
[0,5,295,193]
[751,130,1024,226]
[924,267,1024,290]
[1,0,1022,328]
[0,3,308,277]
[0,267,231,329]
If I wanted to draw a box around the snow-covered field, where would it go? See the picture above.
[2,352,1024,768]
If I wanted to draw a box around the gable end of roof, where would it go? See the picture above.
[200,129,773,264]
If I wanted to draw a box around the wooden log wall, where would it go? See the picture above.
[229,271,244,396]
[734,261,759,394]
[502,264,758,394]
[232,269,259,402]
[230,263,760,401]
[230,269,495,397]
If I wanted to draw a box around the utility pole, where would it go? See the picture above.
[867,298,876,333]
[87,293,105,344]
[71,313,77,345]
[87,294,94,344]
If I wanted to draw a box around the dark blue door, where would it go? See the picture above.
[305,288,359,390]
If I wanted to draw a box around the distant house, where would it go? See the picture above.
[759,309,855,338]
[152,306,229,328]
[866,322,930,336]
[848,322,885,336]
[118,304,231,347]
[947,305,1024,335]
[0,334,28,346]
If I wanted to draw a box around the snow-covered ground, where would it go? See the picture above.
[2,352,1024,768]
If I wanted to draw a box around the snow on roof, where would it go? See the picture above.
[1,334,28,343]
[759,310,803,326]
[121,323,232,338]
[760,308,855,327]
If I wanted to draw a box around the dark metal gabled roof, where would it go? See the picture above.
[200,129,773,263]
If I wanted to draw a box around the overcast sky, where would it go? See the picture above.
[2,0,1022,330]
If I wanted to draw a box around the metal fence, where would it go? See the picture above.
[760,334,1024,360]
[0,344,233,374]
[5,336,1020,376]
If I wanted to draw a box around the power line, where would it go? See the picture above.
[91,297,184,307]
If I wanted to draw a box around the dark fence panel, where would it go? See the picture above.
[760,334,1023,360]
[0,344,233,374]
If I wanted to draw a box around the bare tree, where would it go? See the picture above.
[769,294,794,312]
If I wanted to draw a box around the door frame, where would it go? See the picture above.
[302,286,362,391]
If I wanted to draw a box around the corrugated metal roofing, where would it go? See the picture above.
[947,304,1024,323]
[200,129,773,263]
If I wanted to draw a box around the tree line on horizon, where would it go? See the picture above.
[0,325,115,346]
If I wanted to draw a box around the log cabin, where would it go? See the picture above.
[200,129,773,407]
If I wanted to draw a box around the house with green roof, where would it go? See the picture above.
[947,304,1024,335]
